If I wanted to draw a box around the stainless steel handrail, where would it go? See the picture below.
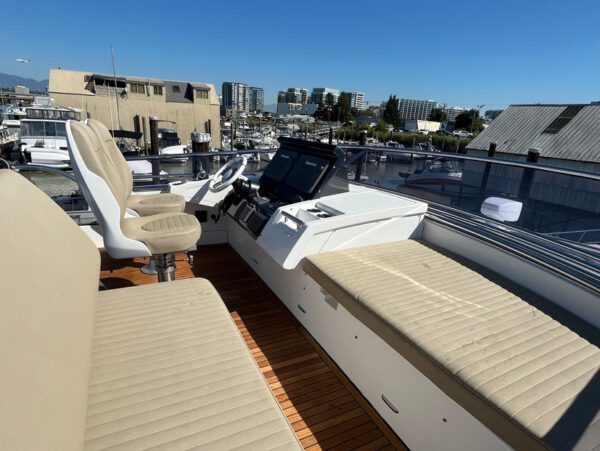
[124,149,274,161]
[6,148,598,292]
[338,145,600,181]
[124,145,599,181]
[426,212,600,295]
[11,164,78,182]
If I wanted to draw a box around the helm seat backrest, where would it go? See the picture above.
[86,119,133,196]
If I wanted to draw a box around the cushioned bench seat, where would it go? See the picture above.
[304,240,600,451]
[86,279,301,450]
[0,170,300,450]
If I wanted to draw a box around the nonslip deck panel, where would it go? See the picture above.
[304,240,600,451]
[88,278,301,450]
[100,245,406,450]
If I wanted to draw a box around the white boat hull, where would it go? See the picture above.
[26,147,70,168]
[160,144,189,163]
[260,152,276,162]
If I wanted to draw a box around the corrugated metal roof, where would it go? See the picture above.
[467,105,600,163]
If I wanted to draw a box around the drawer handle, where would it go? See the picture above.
[382,394,399,414]
[297,304,307,314]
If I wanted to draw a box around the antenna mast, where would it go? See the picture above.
[111,46,122,129]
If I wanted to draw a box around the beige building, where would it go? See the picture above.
[404,119,442,133]
[48,69,221,148]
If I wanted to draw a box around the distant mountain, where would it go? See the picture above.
[263,103,277,113]
[0,72,48,93]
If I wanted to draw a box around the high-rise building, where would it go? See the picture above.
[248,87,264,112]
[484,109,504,120]
[281,88,309,104]
[221,82,249,114]
[342,92,365,110]
[443,107,464,122]
[277,88,311,115]
[397,98,438,120]
[299,89,308,105]
[310,88,340,105]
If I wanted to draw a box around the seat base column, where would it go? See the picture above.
[154,253,176,282]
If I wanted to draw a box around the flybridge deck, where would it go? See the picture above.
[2,132,599,450]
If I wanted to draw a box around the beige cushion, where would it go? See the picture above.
[123,212,201,254]
[85,278,301,450]
[304,240,600,451]
[87,118,134,196]
[128,193,186,216]
[87,119,186,217]
[0,170,100,451]
[70,121,130,216]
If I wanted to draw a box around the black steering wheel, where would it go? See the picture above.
[209,156,247,192]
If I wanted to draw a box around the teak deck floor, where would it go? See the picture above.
[100,244,406,450]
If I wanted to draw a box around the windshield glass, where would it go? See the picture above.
[345,148,600,248]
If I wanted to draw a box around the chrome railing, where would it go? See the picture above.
[126,149,273,182]
[5,145,599,292]
[338,145,600,249]
[12,163,78,182]
[546,229,600,245]
[338,145,600,180]
[7,144,600,253]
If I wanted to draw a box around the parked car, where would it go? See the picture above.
[417,129,430,135]
[452,130,473,138]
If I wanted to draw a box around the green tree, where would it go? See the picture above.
[325,92,335,106]
[312,103,328,121]
[383,95,401,127]
[363,107,377,118]
[374,120,389,134]
[455,109,484,133]
[428,107,447,122]
[332,92,352,123]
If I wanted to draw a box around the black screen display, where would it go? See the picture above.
[285,155,330,194]
[261,149,298,181]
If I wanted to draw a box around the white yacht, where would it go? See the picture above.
[401,157,463,188]
[1,120,598,450]
[19,104,81,168]
[0,103,26,134]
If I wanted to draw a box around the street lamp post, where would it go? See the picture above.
[471,104,485,133]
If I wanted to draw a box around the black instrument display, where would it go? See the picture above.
[285,155,330,194]
[227,137,349,238]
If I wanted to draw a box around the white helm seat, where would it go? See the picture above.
[86,118,185,216]
[67,120,200,280]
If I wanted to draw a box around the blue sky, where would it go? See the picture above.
[2,0,600,110]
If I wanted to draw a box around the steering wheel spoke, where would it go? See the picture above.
[209,156,247,192]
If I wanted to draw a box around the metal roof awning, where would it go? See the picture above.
[189,83,210,89]
[86,73,127,82]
